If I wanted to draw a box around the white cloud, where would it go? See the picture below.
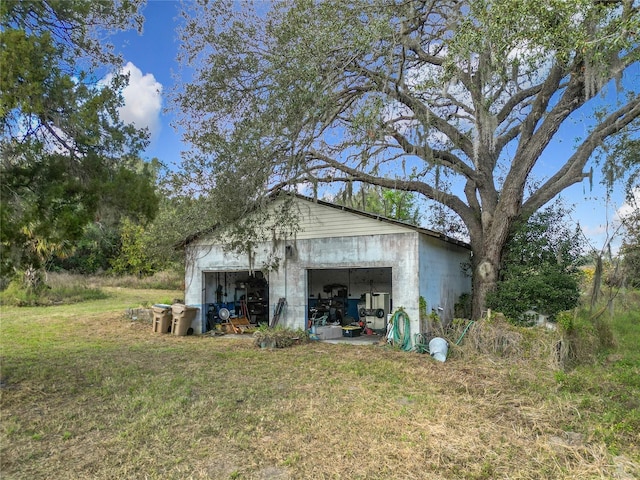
[104,62,163,140]
[617,187,640,221]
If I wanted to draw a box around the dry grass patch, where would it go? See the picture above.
[1,291,638,479]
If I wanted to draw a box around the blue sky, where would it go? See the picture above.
[109,0,184,165]
[110,0,636,253]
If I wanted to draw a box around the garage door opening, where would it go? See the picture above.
[307,267,392,333]
[202,271,269,331]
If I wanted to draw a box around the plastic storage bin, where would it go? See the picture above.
[152,304,173,333]
[342,326,362,337]
[171,304,199,336]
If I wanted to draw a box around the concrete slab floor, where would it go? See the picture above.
[205,331,385,346]
[322,334,384,345]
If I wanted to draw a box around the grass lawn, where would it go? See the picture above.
[1,287,638,479]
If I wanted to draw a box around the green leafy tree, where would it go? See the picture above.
[55,222,120,274]
[131,195,191,272]
[0,0,154,283]
[487,202,584,321]
[49,157,161,274]
[172,0,639,318]
[110,217,155,278]
[332,184,421,225]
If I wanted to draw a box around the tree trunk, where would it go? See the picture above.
[471,255,500,320]
[469,206,513,320]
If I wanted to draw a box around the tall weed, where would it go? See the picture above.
[82,270,183,290]
[0,274,107,306]
[0,270,182,306]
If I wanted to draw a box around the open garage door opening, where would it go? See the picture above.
[202,271,269,331]
[307,267,392,334]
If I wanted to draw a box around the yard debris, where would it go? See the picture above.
[125,307,152,323]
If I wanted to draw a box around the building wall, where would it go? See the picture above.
[268,232,420,333]
[418,235,471,325]
[185,231,421,335]
[183,197,471,338]
[292,199,412,239]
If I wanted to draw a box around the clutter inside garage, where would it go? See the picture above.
[307,267,392,340]
[197,267,393,340]
[202,271,269,334]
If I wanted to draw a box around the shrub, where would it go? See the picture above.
[555,309,615,369]
[488,202,584,321]
[0,278,39,306]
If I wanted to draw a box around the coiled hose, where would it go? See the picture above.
[388,309,412,351]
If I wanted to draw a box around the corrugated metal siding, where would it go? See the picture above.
[292,198,411,239]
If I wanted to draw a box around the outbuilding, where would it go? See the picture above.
[181,194,471,342]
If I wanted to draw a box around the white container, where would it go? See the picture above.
[315,325,343,340]
[429,337,448,362]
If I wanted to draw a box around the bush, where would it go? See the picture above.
[488,267,580,322]
[488,202,584,321]
[0,278,39,306]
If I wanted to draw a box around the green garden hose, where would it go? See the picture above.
[413,333,430,353]
[455,320,475,345]
[388,309,412,351]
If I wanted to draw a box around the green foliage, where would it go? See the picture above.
[488,202,584,321]
[454,293,472,319]
[49,159,162,275]
[555,311,575,333]
[136,195,189,270]
[0,278,40,307]
[418,296,427,320]
[110,218,155,278]
[54,223,120,274]
[555,308,615,369]
[0,0,152,283]
[0,274,106,307]
[332,184,421,225]
[489,267,581,321]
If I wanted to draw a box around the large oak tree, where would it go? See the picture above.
[173,0,639,318]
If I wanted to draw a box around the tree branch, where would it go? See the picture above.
[385,128,477,180]
[355,64,476,159]
[304,148,478,231]
[524,96,640,213]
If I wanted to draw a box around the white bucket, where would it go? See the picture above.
[429,337,449,362]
